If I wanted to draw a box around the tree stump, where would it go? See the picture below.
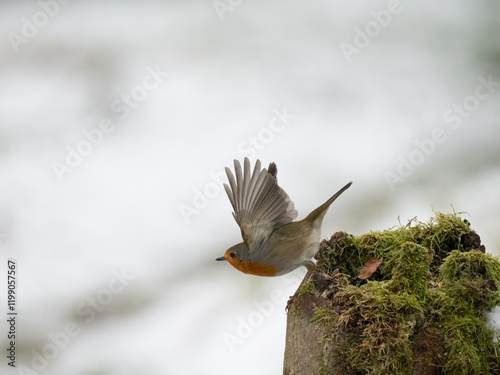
[283,212,500,375]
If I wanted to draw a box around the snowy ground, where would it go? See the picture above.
[1,1,499,374]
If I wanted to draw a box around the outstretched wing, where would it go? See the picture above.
[224,158,298,252]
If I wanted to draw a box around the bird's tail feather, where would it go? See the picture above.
[304,181,352,223]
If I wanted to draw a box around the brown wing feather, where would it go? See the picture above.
[223,158,298,251]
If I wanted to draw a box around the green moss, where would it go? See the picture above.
[428,250,500,374]
[311,305,332,324]
[386,242,432,297]
[304,211,500,375]
[297,277,317,298]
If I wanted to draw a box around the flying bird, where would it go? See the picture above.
[216,158,352,277]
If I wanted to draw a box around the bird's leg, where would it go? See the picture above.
[299,260,316,285]
[286,261,317,312]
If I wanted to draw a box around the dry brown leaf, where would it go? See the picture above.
[358,257,383,280]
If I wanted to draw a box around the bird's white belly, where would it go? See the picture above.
[300,226,321,261]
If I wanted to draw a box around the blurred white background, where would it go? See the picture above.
[1,1,499,374]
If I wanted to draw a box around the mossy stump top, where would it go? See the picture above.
[283,212,500,375]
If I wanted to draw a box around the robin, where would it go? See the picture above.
[216,158,352,277]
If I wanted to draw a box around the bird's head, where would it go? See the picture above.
[216,242,277,276]
[215,242,249,269]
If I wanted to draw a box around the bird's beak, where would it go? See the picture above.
[215,256,226,261]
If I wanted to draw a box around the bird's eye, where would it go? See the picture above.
[230,252,235,258]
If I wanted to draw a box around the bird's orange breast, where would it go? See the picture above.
[232,260,277,277]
